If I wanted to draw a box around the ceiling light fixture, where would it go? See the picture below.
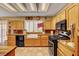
[3,3,17,12]
[26,3,37,11]
[16,3,27,11]
[0,4,10,11]
[39,3,50,12]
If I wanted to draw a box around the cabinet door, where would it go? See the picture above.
[66,4,78,30]
[40,36,48,46]
[24,39,33,46]
[56,15,61,23]
[60,11,66,21]
[44,20,51,30]
[40,39,48,46]
[57,48,64,56]
[51,17,57,30]
[10,21,16,29]
[10,20,24,30]
[7,35,16,46]
[32,39,40,46]
[58,42,74,56]
[16,21,24,29]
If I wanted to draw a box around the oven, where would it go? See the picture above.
[48,40,54,56]
[48,35,58,56]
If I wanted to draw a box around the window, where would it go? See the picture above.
[24,20,43,32]
[0,20,8,45]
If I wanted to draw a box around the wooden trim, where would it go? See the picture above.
[24,46,49,47]
[5,47,16,56]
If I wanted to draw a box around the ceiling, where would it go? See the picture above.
[0,3,68,16]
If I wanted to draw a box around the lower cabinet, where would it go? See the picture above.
[24,39,41,46]
[24,35,48,47]
[5,49,15,56]
[57,48,64,56]
[32,39,40,46]
[7,35,16,46]
[40,39,48,46]
[57,41,74,56]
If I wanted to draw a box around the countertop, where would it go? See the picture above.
[58,40,75,52]
[0,46,16,56]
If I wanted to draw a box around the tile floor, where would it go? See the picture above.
[15,47,51,56]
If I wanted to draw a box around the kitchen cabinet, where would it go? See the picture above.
[57,48,64,56]
[24,35,48,46]
[40,35,48,46]
[5,49,15,56]
[65,4,79,56]
[32,39,40,46]
[44,18,52,30]
[56,15,61,23]
[51,11,65,30]
[51,17,57,30]
[66,4,78,30]
[7,35,16,46]
[56,11,66,23]
[60,11,66,20]
[25,38,41,46]
[40,39,48,46]
[51,17,56,30]
[9,20,24,30]
[57,41,74,56]
[24,39,33,46]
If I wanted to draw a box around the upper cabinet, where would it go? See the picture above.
[9,20,24,30]
[56,11,66,23]
[51,17,57,30]
[51,11,66,30]
[8,17,24,30]
[43,18,52,30]
[66,4,78,30]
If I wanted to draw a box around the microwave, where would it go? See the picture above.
[56,20,67,31]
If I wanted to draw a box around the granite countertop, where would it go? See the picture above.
[0,46,16,56]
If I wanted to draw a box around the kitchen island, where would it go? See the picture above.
[0,46,16,56]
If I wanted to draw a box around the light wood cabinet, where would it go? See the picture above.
[56,11,66,23]
[9,20,24,30]
[57,41,74,56]
[51,17,57,30]
[66,4,78,30]
[25,39,41,46]
[32,39,40,46]
[44,18,52,30]
[40,35,48,46]
[7,35,16,46]
[51,11,65,30]
[24,39,33,46]
[24,35,48,46]
[60,11,66,20]
[57,48,64,56]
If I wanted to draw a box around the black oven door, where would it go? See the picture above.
[48,40,54,56]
